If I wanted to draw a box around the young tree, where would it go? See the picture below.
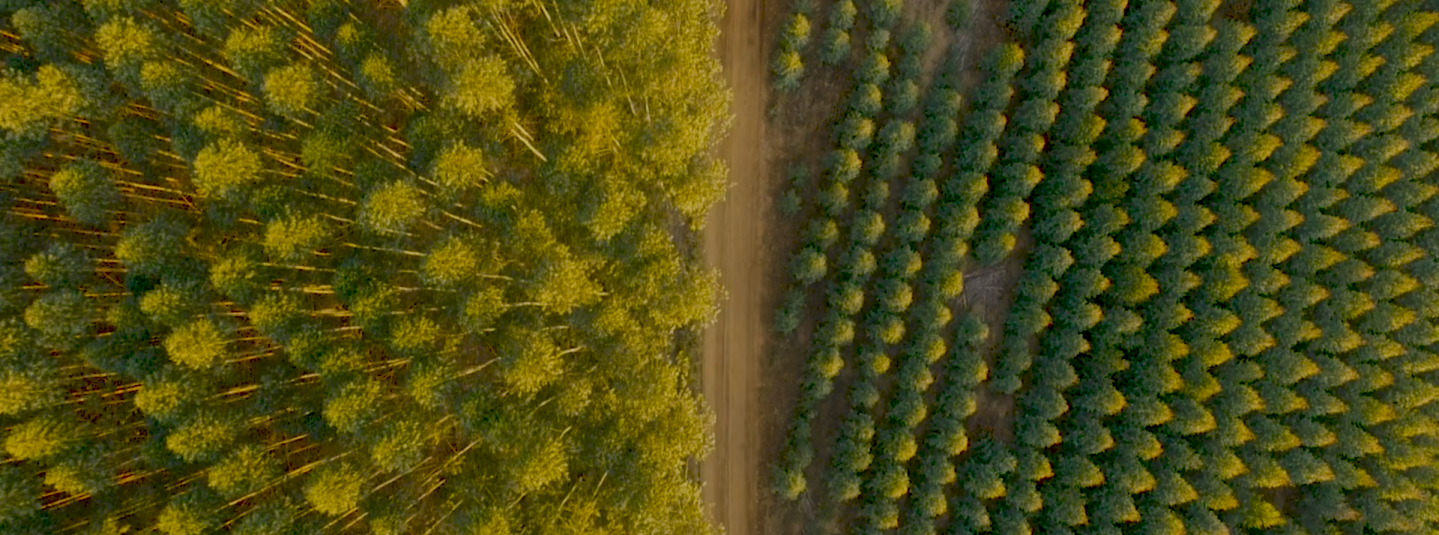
[23,290,91,348]
[264,215,331,261]
[47,161,120,226]
[264,63,321,118]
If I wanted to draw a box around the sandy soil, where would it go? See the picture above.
[701,0,770,533]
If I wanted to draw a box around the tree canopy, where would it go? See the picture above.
[0,0,727,533]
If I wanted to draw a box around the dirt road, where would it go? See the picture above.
[702,0,768,532]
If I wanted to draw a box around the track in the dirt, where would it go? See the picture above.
[701,0,768,532]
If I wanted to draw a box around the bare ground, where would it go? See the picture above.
[701,0,771,533]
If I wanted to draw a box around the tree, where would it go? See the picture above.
[192,139,264,200]
[1240,496,1287,529]
[530,251,600,315]
[431,142,488,197]
[357,52,400,98]
[961,439,1015,499]
[93,16,163,85]
[224,25,289,82]
[165,410,240,462]
[829,282,865,315]
[23,290,90,348]
[888,79,920,114]
[829,0,858,30]
[264,63,320,118]
[792,247,827,284]
[231,500,295,535]
[850,83,883,115]
[23,243,90,289]
[157,489,221,535]
[0,464,40,524]
[361,181,427,234]
[163,318,231,370]
[264,215,330,261]
[48,161,120,226]
[447,56,515,116]
[781,13,811,49]
[3,414,80,461]
[867,0,903,27]
[947,0,972,29]
[139,60,198,115]
[772,50,804,91]
[820,28,851,65]
[423,235,482,288]
[207,445,279,499]
[304,462,366,516]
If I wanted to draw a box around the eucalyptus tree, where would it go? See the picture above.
[0,1,729,534]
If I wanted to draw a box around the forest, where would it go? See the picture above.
[0,0,729,533]
[768,0,1439,533]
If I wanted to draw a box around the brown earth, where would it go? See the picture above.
[701,0,772,533]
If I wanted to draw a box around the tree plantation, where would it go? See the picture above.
[770,0,1439,533]
[0,0,728,533]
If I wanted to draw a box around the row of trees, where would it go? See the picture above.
[770,0,1439,531]
[773,18,955,504]
[966,0,1439,533]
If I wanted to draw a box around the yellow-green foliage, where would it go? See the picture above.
[0,0,727,533]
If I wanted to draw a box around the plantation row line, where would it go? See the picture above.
[964,0,1439,533]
